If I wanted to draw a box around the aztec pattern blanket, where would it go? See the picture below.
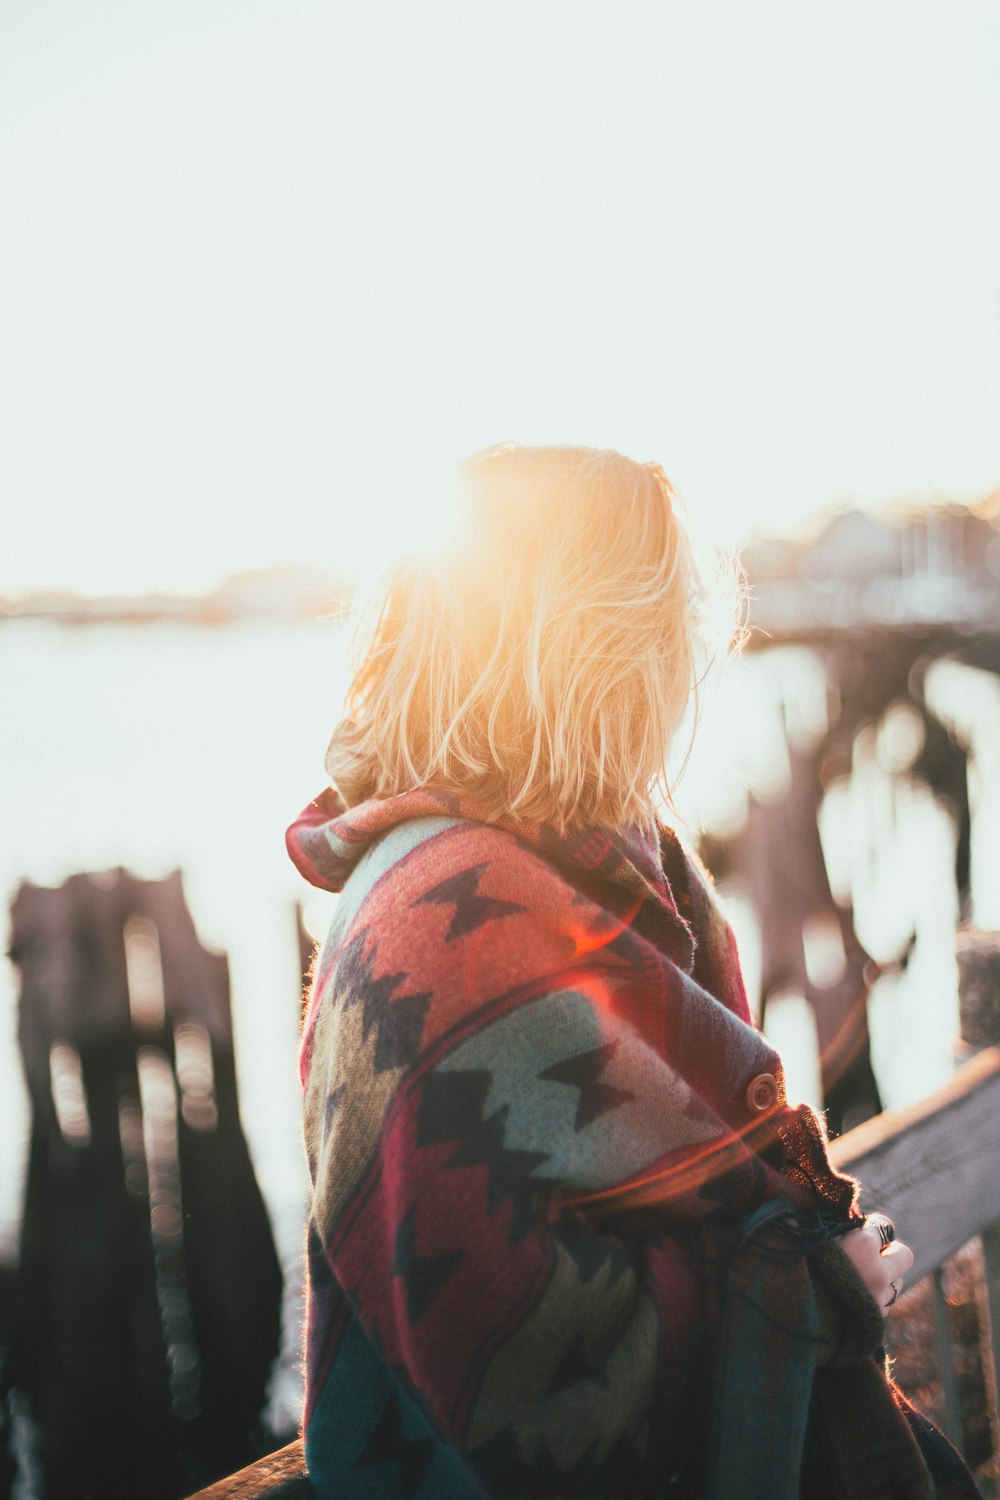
[288,787,978,1500]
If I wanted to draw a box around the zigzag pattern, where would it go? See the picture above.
[392,1204,466,1324]
[464,1234,654,1473]
[337,927,431,1074]
[413,863,527,941]
[549,1210,632,1290]
[538,1040,635,1130]
[417,1069,548,1246]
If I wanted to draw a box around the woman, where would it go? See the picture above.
[287,446,977,1498]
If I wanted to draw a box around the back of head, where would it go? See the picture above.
[328,444,715,833]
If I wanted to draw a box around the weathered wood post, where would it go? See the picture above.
[955,927,1000,1462]
[956,929,1000,1052]
[9,870,284,1500]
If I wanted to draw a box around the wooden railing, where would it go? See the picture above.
[187,1046,1000,1499]
[186,1441,310,1499]
[830,1043,1000,1466]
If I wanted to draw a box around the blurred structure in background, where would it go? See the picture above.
[705,494,1000,1135]
[6,872,283,1500]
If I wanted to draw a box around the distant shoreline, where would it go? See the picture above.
[0,561,353,627]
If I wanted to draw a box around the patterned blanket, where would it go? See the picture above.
[287,788,976,1500]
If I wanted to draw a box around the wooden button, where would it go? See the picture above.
[745,1073,779,1113]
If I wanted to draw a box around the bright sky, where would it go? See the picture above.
[2,1,999,595]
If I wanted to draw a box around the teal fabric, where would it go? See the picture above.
[305,1314,481,1500]
[708,1200,821,1500]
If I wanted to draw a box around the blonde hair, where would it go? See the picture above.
[327,445,727,833]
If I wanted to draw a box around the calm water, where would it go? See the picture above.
[2,618,988,1430]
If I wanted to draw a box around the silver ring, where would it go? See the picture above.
[887,1280,900,1307]
[874,1218,896,1253]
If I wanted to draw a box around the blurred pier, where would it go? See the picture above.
[698,495,1000,1135]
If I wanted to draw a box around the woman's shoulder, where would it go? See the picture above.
[316,812,598,1022]
[302,812,617,1104]
[657,822,753,1026]
[345,811,581,926]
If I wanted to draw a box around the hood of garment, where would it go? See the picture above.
[286,784,699,972]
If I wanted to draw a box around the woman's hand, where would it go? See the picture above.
[837,1213,915,1309]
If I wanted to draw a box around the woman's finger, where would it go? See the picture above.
[836,1224,915,1306]
[880,1239,914,1278]
[871,1240,915,1310]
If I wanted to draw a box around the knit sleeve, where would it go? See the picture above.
[807,1236,886,1368]
[300,825,850,1498]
